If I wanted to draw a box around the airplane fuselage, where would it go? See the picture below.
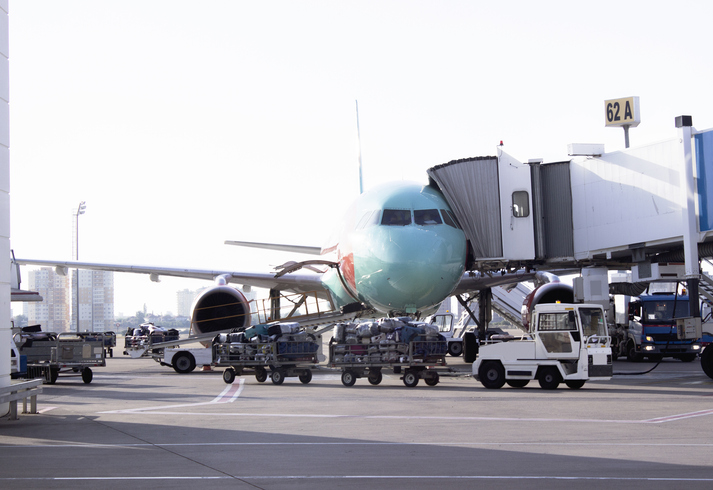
[321,182,467,317]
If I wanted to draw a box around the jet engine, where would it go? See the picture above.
[521,282,574,331]
[190,285,252,335]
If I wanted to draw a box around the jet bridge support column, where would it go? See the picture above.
[677,116,701,319]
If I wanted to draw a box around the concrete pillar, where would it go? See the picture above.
[676,115,701,318]
[0,0,10,416]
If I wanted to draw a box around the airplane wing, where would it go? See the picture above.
[224,240,322,255]
[13,258,327,294]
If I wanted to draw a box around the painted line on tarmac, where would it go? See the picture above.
[4,441,713,449]
[643,408,713,423]
[100,378,244,414]
[211,379,244,403]
[97,408,713,424]
[1,475,713,483]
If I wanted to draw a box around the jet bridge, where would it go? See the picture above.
[428,122,713,277]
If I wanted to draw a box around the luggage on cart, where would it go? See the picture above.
[330,318,447,388]
[213,322,319,386]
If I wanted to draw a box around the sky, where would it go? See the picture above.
[8,0,713,317]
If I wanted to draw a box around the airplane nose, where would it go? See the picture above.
[357,227,466,314]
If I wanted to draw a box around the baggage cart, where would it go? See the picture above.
[20,332,106,384]
[103,331,117,358]
[329,339,447,387]
[213,332,320,385]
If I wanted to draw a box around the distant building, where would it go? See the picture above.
[27,267,70,332]
[176,288,203,317]
[72,270,114,332]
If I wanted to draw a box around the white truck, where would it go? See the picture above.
[473,303,612,389]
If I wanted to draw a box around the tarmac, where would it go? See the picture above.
[1,354,712,490]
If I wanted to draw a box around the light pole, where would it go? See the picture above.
[74,201,86,331]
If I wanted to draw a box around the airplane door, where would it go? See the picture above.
[498,150,535,261]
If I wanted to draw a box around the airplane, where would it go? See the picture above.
[15,179,542,337]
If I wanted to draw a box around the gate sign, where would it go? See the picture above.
[605,96,640,128]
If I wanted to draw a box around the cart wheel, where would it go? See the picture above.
[341,370,357,387]
[565,380,586,389]
[402,370,419,387]
[298,370,312,384]
[48,368,59,385]
[478,361,505,389]
[538,366,561,390]
[424,372,439,386]
[223,368,236,384]
[271,369,286,385]
[81,367,93,384]
[367,370,382,385]
[255,367,268,383]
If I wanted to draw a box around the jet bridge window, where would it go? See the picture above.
[414,209,442,225]
[381,209,412,226]
[512,191,530,218]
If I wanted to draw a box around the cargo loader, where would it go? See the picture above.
[473,302,612,389]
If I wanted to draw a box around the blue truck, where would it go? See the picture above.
[612,293,702,362]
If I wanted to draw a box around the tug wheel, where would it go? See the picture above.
[538,366,561,390]
[565,380,586,389]
[479,361,505,389]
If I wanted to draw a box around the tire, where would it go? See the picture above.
[341,370,357,387]
[626,340,642,362]
[403,370,419,387]
[48,368,59,385]
[463,332,478,363]
[81,367,93,384]
[447,341,463,357]
[506,379,529,388]
[255,367,268,383]
[424,372,439,386]
[702,345,713,379]
[172,352,196,374]
[223,368,236,384]
[298,370,312,384]
[367,370,382,385]
[538,366,561,390]
[271,369,285,385]
[678,354,696,363]
[478,361,506,389]
[565,380,586,389]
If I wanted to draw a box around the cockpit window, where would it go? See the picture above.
[441,209,459,229]
[414,209,442,225]
[356,210,381,230]
[381,209,412,226]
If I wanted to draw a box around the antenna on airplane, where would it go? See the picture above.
[356,99,364,194]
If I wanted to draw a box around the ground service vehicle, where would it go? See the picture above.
[13,328,106,384]
[474,303,612,390]
[611,294,701,362]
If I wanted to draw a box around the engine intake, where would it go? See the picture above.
[191,285,251,335]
